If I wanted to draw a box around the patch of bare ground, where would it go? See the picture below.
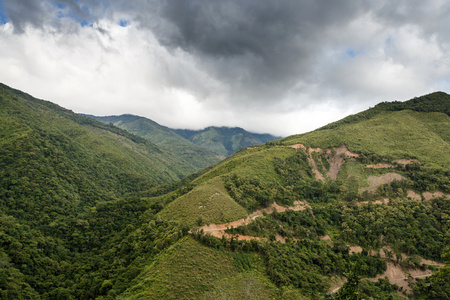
[326,145,359,180]
[357,198,390,206]
[349,245,363,254]
[359,173,406,193]
[286,144,359,181]
[365,163,394,169]
[198,201,312,242]
[332,246,443,296]
[329,277,347,293]
[395,159,419,166]
[407,190,422,200]
[320,235,331,241]
[423,191,450,200]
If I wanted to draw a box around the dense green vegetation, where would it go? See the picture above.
[1,84,449,299]
[85,114,221,172]
[175,126,280,157]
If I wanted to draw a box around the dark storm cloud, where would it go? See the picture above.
[3,0,103,32]
[140,0,370,103]
[3,0,49,32]
[2,0,450,115]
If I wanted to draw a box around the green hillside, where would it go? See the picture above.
[1,86,449,299]
[0,83,222,299]
[85,114,221,172]
[151,92,450,299]
[175,126,280,157]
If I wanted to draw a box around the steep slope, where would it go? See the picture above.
[0,83,202,223]
[138,92,450,299]
[174,126,281,157]
[0,83,208,298]
[84,114,221,172]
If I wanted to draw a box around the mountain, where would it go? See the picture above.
[85,114,280,158]
[83,114,221,172]
[124,92,449,299]
[174,126,281,157]
[1,85,449,299]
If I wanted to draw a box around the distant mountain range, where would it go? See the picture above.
[83,114,281,158]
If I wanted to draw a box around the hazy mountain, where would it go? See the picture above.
[1,84,448,299]
[83,114,221,172]
[84,114,280,158]
[174,126,281,157]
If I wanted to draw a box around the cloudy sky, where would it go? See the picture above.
[0,0,449,136]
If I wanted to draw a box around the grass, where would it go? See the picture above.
[280,110,450,169]
[119,236,282,300]
[195,146,296,185]
[157,177,248,227]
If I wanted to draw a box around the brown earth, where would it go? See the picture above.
[357,198,390,206]
[199,200,312,241]
[407,190,422,200]
[395,159,419,166]
[423,191,450,200]
[365,163,394,169]
[332,245,444,296]
[359,173,406,193]
[326,145,359,180]
[349,245,363,254]
[286,144,359,181]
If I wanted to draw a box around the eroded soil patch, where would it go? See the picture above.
[199,200,311,242]
[359,173,406,193]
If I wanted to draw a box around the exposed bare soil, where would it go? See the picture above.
[423,191,450,200]
[365,163,394,169]
[333,245,443,296]
[199,201,312,241]
[286,144,359,181]
[357,198,390,206]
[407,190,422,200]
[359,173,406,193]
[395,159,419,166]
[349,245,363,254]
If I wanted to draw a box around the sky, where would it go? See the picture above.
[0,0,449,136]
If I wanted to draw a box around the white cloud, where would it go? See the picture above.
[0,1,449,137]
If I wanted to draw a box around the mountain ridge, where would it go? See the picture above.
[85,113,281,158]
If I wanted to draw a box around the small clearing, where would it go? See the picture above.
[359,173,406,193]
[407,190,422,200]
[199,200,311,241]
[349,245,363,254]
[357,198,390,206]
[395,159,419,166]
[365,163,394,169]
[423,191,450,200]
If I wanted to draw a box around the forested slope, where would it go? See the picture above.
[0,83,204,298]
[84,114,221,172]
[174,126,280,157]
